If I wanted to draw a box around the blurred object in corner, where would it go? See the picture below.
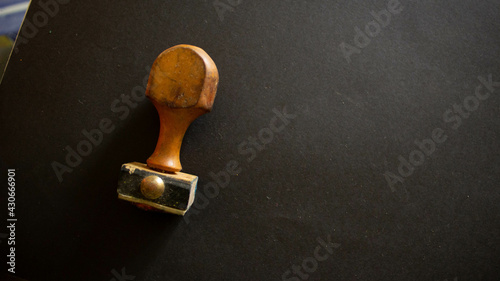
[0,0,30,80]
[0,0,30,40]
[0,35,14,75]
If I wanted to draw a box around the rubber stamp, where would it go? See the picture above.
[117,45,218,215]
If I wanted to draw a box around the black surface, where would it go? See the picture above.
[1,0,499,280]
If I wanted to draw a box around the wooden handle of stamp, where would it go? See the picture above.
[145,45,218,172]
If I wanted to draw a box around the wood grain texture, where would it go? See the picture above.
[145,45,218,172]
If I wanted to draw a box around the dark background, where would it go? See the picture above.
[1,0,499,280]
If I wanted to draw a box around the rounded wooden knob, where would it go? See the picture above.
[145,45,218,172]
